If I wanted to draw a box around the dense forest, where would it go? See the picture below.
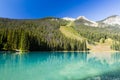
[0,17,87,51]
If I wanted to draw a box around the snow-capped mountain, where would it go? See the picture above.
[75,16,98,27]
[62,17,75,21]
[63,16,98,27]
[76,16,97,24]
[98,15,120,26]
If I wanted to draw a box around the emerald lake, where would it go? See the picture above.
[0,51,120,80]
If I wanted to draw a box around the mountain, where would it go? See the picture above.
[98,15,120,27]
[63,15,120,28]
[63,16,98,27]
[75,16,98,27]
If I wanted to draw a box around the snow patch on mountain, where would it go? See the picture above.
[62,17,75,21]
[102,15,120,25]
[76,16,98,27]
[63,16,98,27]
[76,16,97,24]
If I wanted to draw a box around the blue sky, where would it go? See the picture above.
[0,0,120,21]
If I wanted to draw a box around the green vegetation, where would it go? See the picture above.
[72,23,120,51]
[0,17,87,51]
[111,41,120,51]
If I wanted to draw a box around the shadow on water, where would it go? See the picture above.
[0,51,120,80]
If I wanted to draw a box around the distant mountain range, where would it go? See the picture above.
[63,15,120,27]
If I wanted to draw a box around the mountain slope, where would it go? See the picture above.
[60,22,85,41]
[0,17,87,51]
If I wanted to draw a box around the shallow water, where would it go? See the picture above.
[0,51,120,80]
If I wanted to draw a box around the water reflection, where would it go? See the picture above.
[0,51,120,80]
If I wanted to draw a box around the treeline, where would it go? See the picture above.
[0,17,87,51]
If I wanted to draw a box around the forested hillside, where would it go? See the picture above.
[0,17,120,52]
[0,17,87,51]
[73,23,120,51]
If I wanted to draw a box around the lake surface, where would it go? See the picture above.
[0,51,120,80]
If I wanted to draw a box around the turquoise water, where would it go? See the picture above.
[0,51,120,80]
